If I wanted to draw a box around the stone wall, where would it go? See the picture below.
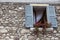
[56,6,60,31]
[0,3,26,40]
[0,3,60,40]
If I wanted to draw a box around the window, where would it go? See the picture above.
[25,5,57,29]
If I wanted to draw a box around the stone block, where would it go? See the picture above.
[55,37,59,40]
[53,30,57,33]
[56,6,60,10]
[0,26,4,29]
[21,29,30,34]
[28,35,37,40]
[0,28,8,33]
[51,37,55,40]
[45,37,50,40]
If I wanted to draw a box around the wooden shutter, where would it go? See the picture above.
[47,6,57,27]
[25,5,33,28]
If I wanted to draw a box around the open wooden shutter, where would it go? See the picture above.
[25,5,33,28]
[47,6,57,28]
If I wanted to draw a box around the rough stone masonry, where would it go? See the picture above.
[0,3,60,40]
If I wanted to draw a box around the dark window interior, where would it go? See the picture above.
[33,6,47,28]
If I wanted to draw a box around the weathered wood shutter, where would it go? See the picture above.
[47,6,57,27]
[25,5,33,28]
